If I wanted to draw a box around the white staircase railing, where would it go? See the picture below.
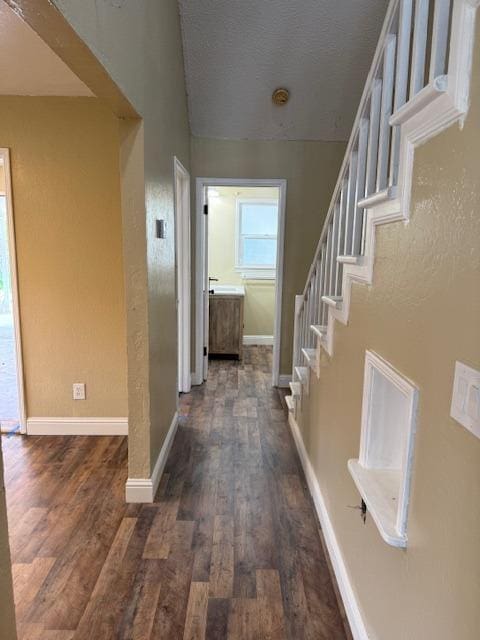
[288,0,478,408]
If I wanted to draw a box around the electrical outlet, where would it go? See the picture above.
[73,383,86,400]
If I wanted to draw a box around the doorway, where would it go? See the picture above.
[174,157,191,394]
[194,178,286,387]
[0,149,25,434]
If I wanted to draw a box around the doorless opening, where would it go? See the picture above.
[194,178,287,387]
[0,149,26,434]
[174,157,191,394]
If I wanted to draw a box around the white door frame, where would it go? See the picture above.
[0,148,26,433]
[193,177,287,387]
[174,157,191,393]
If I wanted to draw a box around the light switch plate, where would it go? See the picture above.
[450,361,480,439]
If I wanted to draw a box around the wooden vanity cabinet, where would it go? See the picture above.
[209,294,244,358]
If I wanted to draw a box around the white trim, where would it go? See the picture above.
[174,157,191,394]
[278,374,292,388]
[0,148,27,434]
[243,334,273,346]
[348,350,418,548]
[288,412,371,640]
[194,178,287,388]
[238,269,276,280]
[125,411,178,503]
[235,197,278,273]
[313,0,479,360]
[26,417,128,436]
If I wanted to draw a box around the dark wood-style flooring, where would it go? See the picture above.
[2,346,349,639]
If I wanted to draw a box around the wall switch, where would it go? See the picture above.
[73,383,86,400]
[450,362,480,439]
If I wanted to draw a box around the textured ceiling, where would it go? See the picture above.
[179,0,387,141]
[0,3,92,96]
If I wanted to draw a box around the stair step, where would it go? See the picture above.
[289,381,301,397]
[310,324,327,339]
[302,348,317,369]
[294,366,309,385]
[337,255,363,265]
[285,395,295,412]
[322,295,343,309]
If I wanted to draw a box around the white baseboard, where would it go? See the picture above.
[243,334,274,346]
[26,417,128,436]
[125,411,178,503]
[277,374,292,388]
[288,412,371,640]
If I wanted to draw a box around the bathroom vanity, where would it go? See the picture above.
[208,285,245,358]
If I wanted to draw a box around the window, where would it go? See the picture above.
[235,199,278,278]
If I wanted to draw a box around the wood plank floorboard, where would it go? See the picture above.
[2,346,350,639]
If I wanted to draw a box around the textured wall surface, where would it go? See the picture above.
[191,137,346,374]
[208,186,277,336]
[51,0,191,476]
[0,2,92,96]
[179,0,386,140]
[0,96,127,418]
[295,27,480,640]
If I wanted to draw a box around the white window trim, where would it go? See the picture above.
[235,198,278,280]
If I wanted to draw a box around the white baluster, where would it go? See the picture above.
[306,291,312,348]
[322,232,332,326]
[429,0,451,81]
[352,119,369,255]
[310,279,316,347]
[319,244,327,326]
[376,34,397,192]
[344,152,359,255]
[409,0,430,98]
[365,79,383,197]
[314,256,322,325]
[330,204,341,296]
[390,0,414,186]
[292,295,303,372]
[335,193,345,294]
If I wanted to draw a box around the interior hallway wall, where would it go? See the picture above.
[0,96,127,419]
[47,0,191,477]
[294,25,480,640]
[191,137,346,375]
[208,186,277,337]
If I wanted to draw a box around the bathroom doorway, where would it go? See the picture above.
[0,149,25,434]
[195,178,286,387]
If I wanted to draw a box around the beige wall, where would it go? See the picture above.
[191,137,346,374]
[295,29,480,640]
[209,186,277,336]
[0,97,127,418]
[49,0,191,476]
[0,1,190,635]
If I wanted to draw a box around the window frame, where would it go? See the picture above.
[235,198,278,279]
